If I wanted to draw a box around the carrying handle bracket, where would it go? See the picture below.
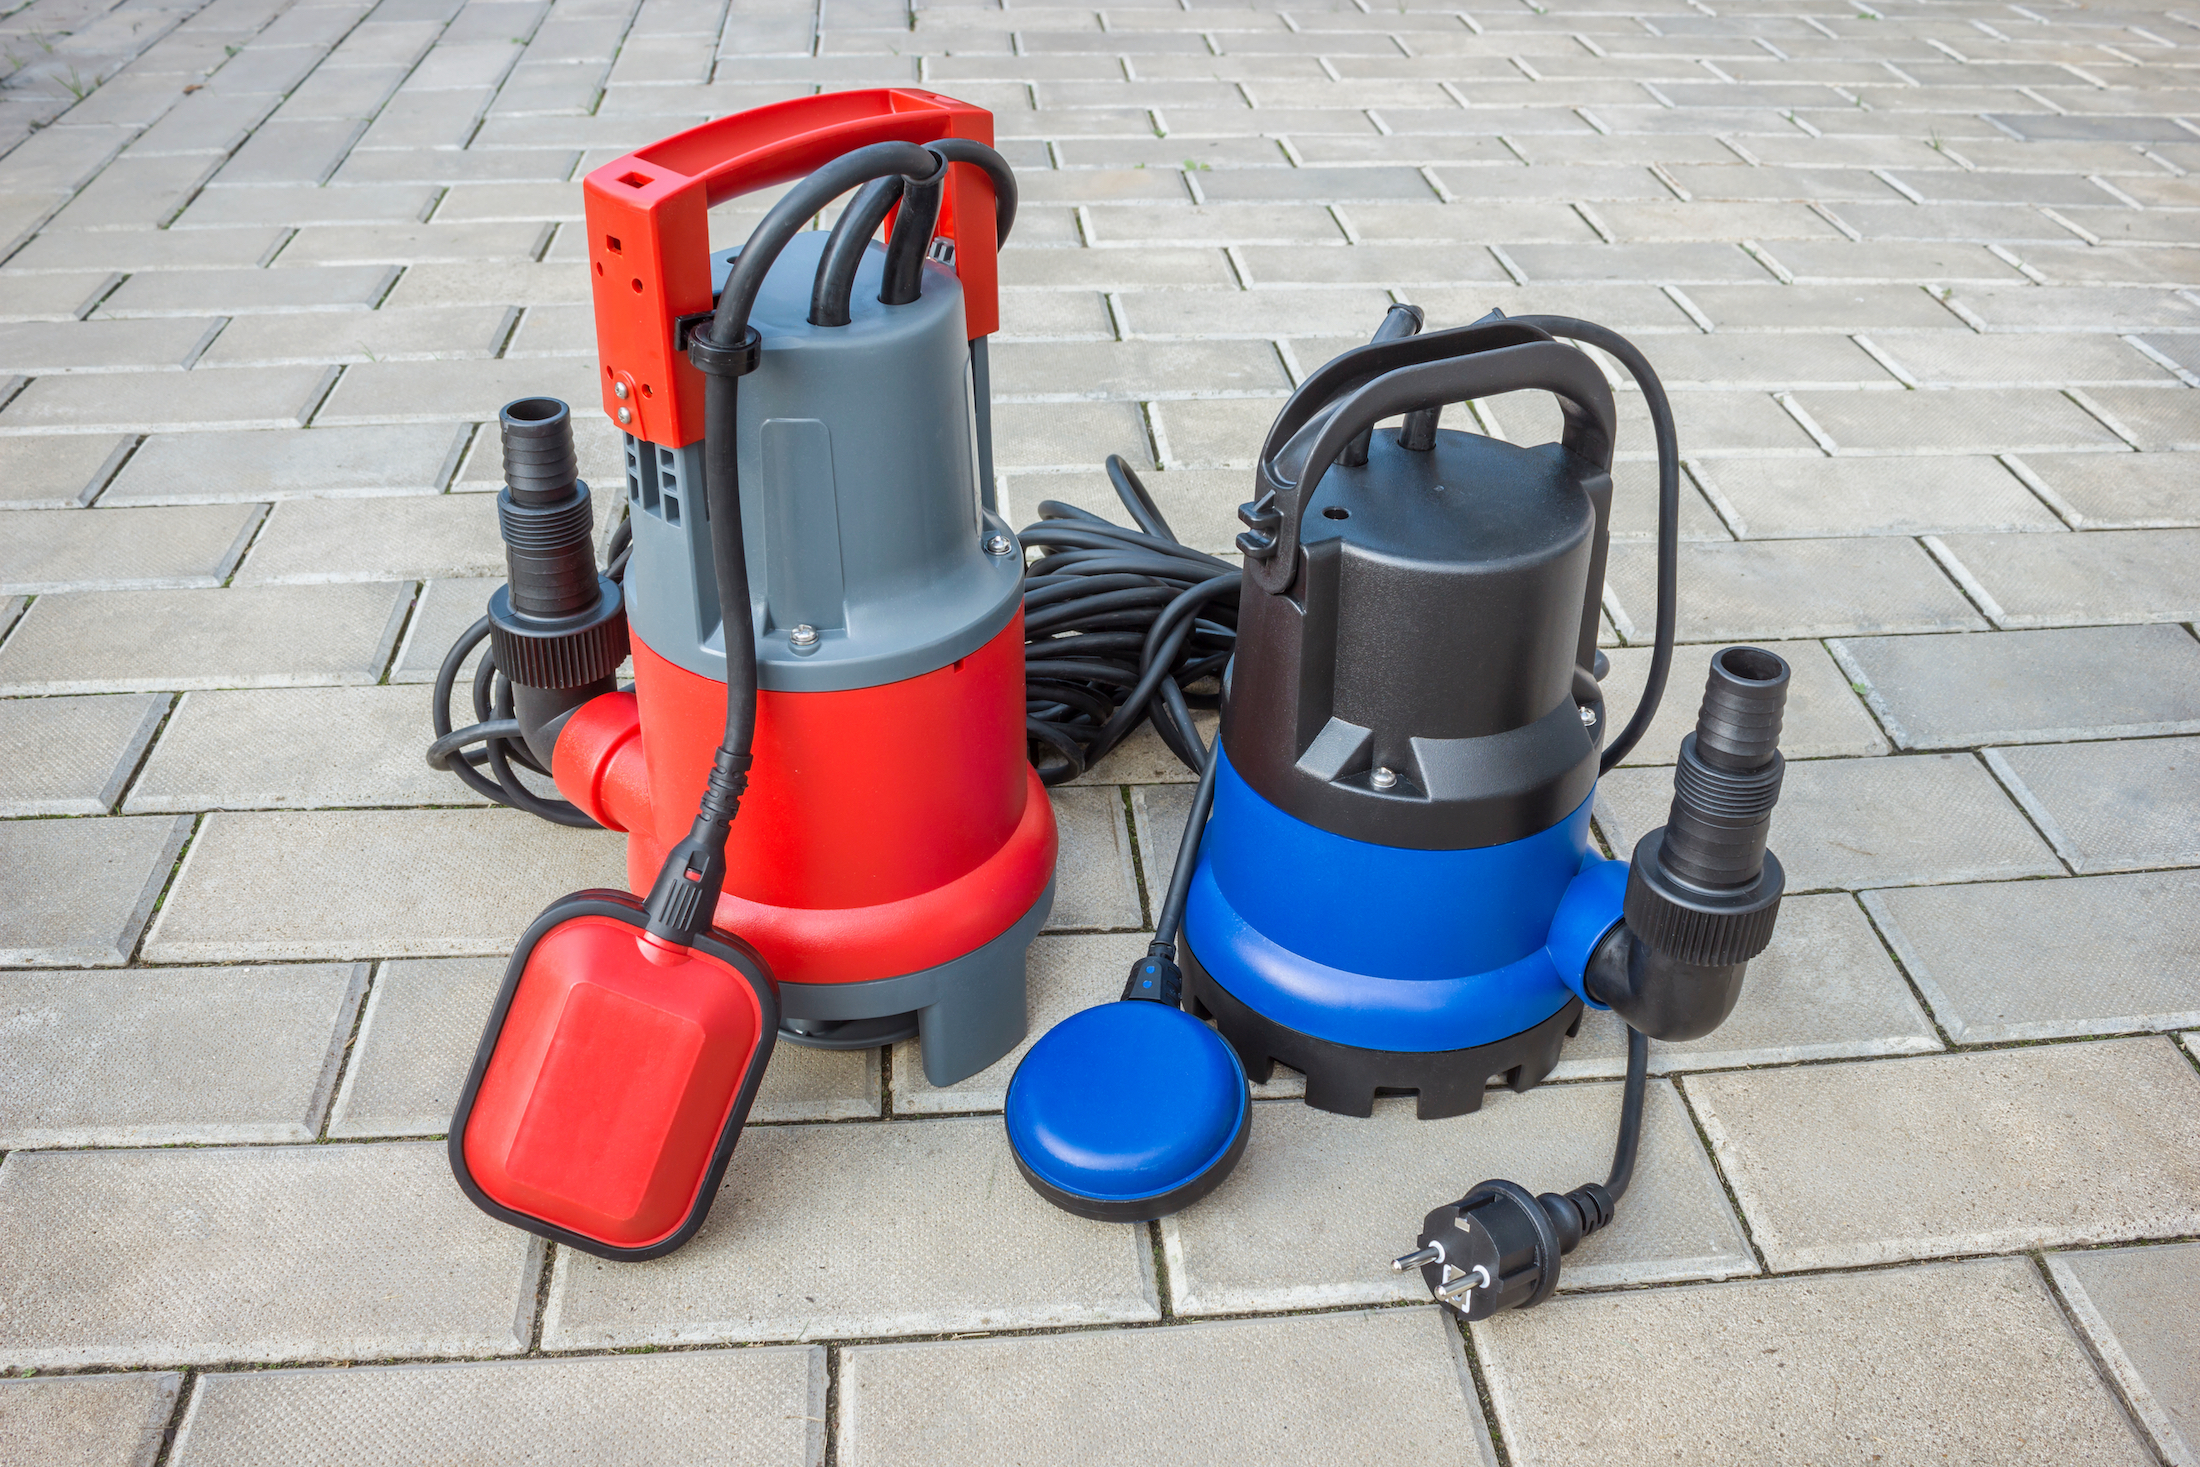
[1237,322,1619,596]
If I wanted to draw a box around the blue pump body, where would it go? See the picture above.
[1186,750,1623,1054]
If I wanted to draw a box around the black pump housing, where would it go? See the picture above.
[1225,320,1619,851]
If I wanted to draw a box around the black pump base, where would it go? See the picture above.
[1183,945,1582,1120]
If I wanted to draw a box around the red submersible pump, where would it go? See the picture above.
[429,91,1046,1259]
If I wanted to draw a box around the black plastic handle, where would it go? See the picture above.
[1238,322,1619,595]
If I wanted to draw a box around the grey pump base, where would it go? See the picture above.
[775,879,1055,1087]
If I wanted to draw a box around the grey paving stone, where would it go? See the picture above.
[12,229,290,277]
[1868,871,2200,1044]
[330,956,877,1138]
[175,183,440,230]
[0,963,362,1147]
[0,365,338,435]
[1474,1257,2155,1467]
[1597,752,2058,892]
[1989,737,2200,874]
[0,1372,181,1467]
[0,1141,539,1368]
[1686,1037,2200,1271]
[236,493,512,584]
[0,318,223,375]
[169,1349,827,1467]
[0,504,260,593]
[0,272,115,325]
[1833,625,2200,749]
[0,692,167,815]
[0,434,132,509]
[145,807,628,962]
[391,575,499,684]
[197,305,513,368]
[1602,538,1985,645]
[990,337,1291,401]
[1939,284,2200,334]
[544,1114,1159,1348]
[1555,893,1939,1079]
[839,1309,1495,1467]
[97,265,396,319]
[895,932,1146,1115]
[1164,1081,1751,1316]
[2015,452,2200,530]
[1871,332,2179,388]
[314,356,601,424]
[2084,385,2200,452]
[2047,1241,2200,1467]
[125,684,490,812]
[0,814,191,966]
[1044,785,1143,932]
[1936,529,2200,629]
[101,424,468,504]
[1599,639,1887,767]
[1680,282,1968,332]
[0,583,410,694]
[1792,388,2131,455]
[1686,454,2061,538]
[1605,332,1895,391]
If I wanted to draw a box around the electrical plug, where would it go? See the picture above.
[1392,1178,1615,1321]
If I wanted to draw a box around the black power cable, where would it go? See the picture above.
[1020,457,1238,784]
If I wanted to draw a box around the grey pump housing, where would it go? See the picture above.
[622,230,1023,693]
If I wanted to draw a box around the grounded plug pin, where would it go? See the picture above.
[1391,1245,1443,1273]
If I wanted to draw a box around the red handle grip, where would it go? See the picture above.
[582,90,999,449]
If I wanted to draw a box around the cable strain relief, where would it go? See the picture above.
[1567,1181,1616,1239]
[1122,953,1183,1005]
[687,326,761,378]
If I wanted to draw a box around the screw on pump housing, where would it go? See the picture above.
[1587,646,1793,1042]
[485,397,630,765]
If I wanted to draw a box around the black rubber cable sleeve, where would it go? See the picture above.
[809,175,902,328]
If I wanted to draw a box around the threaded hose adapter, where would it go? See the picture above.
[1590,647,1791,1041]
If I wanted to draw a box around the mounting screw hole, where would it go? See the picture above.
[1322,506,1350,520]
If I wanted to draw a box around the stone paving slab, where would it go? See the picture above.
[1935,528,2200,629]
[1597,751,2058,892]
[331,956,877,1138]
[1685,454,2064,539]
[0,814,191,967]
[0,365,338,435]
[391,574,499,684]
[0,1141,539,1368]
[0,582,410,694]
[236,484,613,583]
[0,691,167,815]
[0,503,261,594]
[1867,872,2200,1044]
[144,807,627,962]
[2014,451,2199,530]
[1833,624,2200,750]
[1042,784,1142,932]
[1686,1037,2200,1272]
[126,683,492,811]
[1597,639,1887,766]
[0,1372,181,1467]
[169,1349,826,1467]
[1988,737,2200,874]
[1552,892,1939,1079]
[0,962,362,1148]
[544,1114,1160,1349]
[1164,1081,1751,1316]
[1602,537,1985,644]
[0,433,132,508]
[2047,1241,2200,1467]
[839,1308,1495,1467]
[100,424,468,504]
[1473,1257,2154,1467]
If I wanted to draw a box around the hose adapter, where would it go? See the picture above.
[1588,646,1791,1041]
[487,397,629,765]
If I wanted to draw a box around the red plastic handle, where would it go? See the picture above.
[581,90,999,449]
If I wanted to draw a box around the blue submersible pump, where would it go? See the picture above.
[1003,306,1795,1321]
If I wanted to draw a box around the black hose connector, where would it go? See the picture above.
[484,397,628,764]
[1588,646,1792,1041]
